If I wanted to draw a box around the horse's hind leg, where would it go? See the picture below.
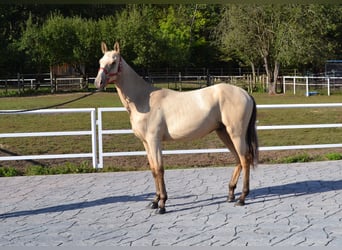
[216,128,242,203]
[230,135,251,206]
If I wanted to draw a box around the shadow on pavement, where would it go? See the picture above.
[249,179,342,203]
[1,180,341,217]
[0,193,154,219]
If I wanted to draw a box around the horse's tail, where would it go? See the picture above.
[247,95,259,168]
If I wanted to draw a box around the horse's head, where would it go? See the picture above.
[94,42,122,89]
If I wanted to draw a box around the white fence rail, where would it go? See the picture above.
[1,104,342,169]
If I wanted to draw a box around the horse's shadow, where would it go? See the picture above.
[0,193,154,219]
[1,180,341,218]
[167,179,342,213]
[248,179,342,204]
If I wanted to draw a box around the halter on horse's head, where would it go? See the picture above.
[94,42,122,89]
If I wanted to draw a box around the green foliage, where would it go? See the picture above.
[215,4,342,93]
[113,5,161,69]
[282,153,313,163]
[158,6,191,68]
[17,14,48,72]
[0,167,19,177]
[18,12,101,76]
[325,153,342,161]
[25,162,95,176]
[26,165,48,175]
[1,4,342,83]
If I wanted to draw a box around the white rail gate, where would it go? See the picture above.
[1,104,342,169]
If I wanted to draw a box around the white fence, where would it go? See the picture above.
[0,109,97,168]
[283,76,342,96]
[1,104,342,169]
[96,104,342,168]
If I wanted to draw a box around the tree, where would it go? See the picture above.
[112,5,161,71]
[183,4,222,68]
[215,5,261,89]
[41,13,79,67]
[157,5,192,69]
[19,12,102,78]
[215,4,340,94]
[72,18,101,76]
[18,14,49,74]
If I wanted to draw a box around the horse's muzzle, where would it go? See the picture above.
[94,75,105,89]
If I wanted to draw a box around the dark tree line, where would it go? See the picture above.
[1,4,341,92]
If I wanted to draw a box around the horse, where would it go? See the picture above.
[94,42,258,214]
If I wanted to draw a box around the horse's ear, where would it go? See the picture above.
[101,42,108,54]
[114,42,120,53]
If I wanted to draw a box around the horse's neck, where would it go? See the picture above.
[116,58,155,112]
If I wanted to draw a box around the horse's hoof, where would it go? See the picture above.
[234,200,245,206]
[155,207,166,214]
[227,196,235,203]
[147,201,158,209]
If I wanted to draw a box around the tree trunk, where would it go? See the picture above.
[263,56,276,95]
[250,61,256,92]
[273,61,280,94]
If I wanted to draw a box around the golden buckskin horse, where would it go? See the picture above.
[95,42,258,214]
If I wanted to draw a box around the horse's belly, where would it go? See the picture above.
[164,117,218,141]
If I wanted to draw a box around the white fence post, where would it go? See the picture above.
[97,108,104,169]
[91,109,97,169]
[305,76,309,96]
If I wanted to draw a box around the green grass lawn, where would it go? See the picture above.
[0,86,342,176]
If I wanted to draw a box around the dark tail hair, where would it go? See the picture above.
[247,95,259,168]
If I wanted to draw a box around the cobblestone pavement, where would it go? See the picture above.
[0,161,341,246]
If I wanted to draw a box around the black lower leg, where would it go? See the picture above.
[227,184,236,202]
[148,194,160,209]
[156,195,167,214]
[235,188,249,206]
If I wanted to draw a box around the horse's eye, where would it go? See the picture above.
[112,57,117,65]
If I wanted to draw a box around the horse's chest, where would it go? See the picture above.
[130,110,164,140]
[129,113,153,140]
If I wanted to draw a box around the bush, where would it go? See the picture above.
[0,167,19,177]
[325,153,342,161]
[282,153,312,163]
[25,162,95,176]
[26,165,49,175]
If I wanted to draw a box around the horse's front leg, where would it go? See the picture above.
[143,140,167,214]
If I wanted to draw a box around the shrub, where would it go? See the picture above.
[282,153,312,163]
[0,167,19,177]
[325,153,342,161]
